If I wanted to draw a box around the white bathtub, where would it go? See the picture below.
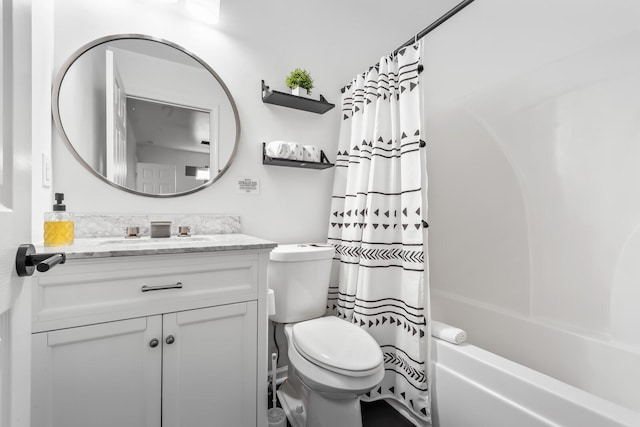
[431,338,640,427]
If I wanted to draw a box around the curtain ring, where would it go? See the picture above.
[414,34,418,45]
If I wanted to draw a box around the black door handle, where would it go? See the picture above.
[15,244,66,277]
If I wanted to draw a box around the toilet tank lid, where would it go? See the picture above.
[270,244,335,261]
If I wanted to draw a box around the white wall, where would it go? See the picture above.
[31,0,54,242]
[57,44,105,172]
[49,0,341,244]
[425,0,640,413]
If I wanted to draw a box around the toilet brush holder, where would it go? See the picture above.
[268,352,287,427]
[267,407,286,427]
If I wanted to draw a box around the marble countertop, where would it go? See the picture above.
[37,234,277,260]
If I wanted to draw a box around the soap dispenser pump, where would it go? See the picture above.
[44,193,74,247]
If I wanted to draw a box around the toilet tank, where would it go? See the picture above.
[268,244,335,323]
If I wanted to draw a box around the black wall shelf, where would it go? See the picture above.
[261,80,335,114]
[262,143,334,170]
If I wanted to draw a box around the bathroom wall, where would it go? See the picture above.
[424,0,640,412]
[42,0,459,245]
[45,0,341,245]
[31,0,54,241]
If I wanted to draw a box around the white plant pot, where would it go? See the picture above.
[291,87,310,98]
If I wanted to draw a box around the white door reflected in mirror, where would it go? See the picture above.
[128,97,218,194]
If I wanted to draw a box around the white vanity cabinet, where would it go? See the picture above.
[32,315,163,427]
[162,302,257,427]
[31,244,273,427]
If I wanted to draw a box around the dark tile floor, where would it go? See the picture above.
[272,387,414,427]
[361,400,416,427]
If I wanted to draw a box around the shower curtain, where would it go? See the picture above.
[326,42,430,422]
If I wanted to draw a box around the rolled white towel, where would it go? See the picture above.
[287,142,304,161]
[431,320,467,344]
[303,145,321,162]
[265,140,291,159]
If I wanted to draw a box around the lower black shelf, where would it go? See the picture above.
[262,143,334,170]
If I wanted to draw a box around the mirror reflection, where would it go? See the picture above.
[54,35,239,197]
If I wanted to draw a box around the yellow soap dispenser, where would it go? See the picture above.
[44,193,74,247]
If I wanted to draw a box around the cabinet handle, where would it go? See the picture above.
[165,335,175,345]
[149,338,159,348]
[141,282,183,292]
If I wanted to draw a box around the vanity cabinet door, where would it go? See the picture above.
[162,301,258,427]
[32,316,163,427]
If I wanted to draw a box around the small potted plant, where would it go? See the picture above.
[285,68,314,98]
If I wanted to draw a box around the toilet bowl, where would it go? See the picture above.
[278,317,385,427]
[268,243,384,427]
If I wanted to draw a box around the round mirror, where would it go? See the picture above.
[53,34,240,197]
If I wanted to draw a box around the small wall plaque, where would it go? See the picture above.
[237,178,259,194]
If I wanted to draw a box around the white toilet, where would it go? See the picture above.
[268,244,385,427]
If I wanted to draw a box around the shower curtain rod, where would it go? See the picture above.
[393,0,475,56]
[341,0,476,93]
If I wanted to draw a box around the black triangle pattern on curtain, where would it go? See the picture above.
[326,42,430,422]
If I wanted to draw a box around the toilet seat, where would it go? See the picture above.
[292,316,383,377]
[284,322,385,395]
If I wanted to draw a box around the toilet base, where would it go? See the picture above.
[277,381,306,427]
[277,367,363,427]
